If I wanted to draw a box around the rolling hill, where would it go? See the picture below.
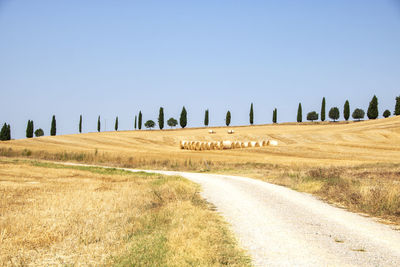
[1,116,400,167]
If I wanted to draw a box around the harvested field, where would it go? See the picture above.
[1,117,400,166]
[0,159,250,266]
[1,117,400,224]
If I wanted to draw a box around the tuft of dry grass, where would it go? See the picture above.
[0,159,250,266]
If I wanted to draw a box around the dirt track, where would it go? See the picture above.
[131,169,400,266]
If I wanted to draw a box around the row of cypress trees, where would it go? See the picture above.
[4,95,400,141]
[297,95,394,123]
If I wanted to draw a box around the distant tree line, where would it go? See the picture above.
[3,95,400,141]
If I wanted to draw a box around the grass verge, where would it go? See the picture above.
[0,159,250,266]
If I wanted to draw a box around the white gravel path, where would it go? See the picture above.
[63,163,400,266]
[130,169,400,267]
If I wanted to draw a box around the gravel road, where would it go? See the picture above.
[129,169,400,266]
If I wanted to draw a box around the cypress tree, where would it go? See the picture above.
[226,111,231,126]
[97,116,101,132]
[321,97,326,121]
[26,120,30,138]
[180,106,187,128]
[138,111,142,130]
[30,120,34,138]
[134,115,137,130]
[249,103,254,125]
[6,124,11,140]
[115,116,118,131]
[395,96,400,116]
[79,115,82,133]
[367,95,379,119]
[297,103,302,122]
[158,107,164,130]
[0,123,7,141]
[344,100,350,121]
[26,120,32,138]
[204,109,209,127]
[273,108,277,123]
[50,115,56,136]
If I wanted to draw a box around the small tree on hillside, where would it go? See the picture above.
[226,111,231,126]
[273,108,277,123]
[307,111,319,122]
[383,109,391,118]
[297,103,302,122]
[321,97,326,121]
[167,117,178,128]
[344,100,350,121]
[79,115,82,133]
[352,108,365,121]
[97,116,101,132]
[180,106,187,128]
[329,107,340,122]
[50,115,56,136]
[158,107,164,130]
[115,116,118,131]
[249,103,254,125]
[204,109,209,127]
[367,95,378,119]
[35,128,44,137]
[138,111,142,130]
[144,120,155,130]
[395,96,400,116]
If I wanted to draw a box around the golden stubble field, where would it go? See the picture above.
[1,116,400,167]
[1,116,400,224]
[0,160,250,266]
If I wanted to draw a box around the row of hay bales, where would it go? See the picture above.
[179,140,278,150]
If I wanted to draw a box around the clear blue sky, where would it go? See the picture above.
[1,0,399,139]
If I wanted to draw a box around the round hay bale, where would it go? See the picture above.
[207,142,213,150]
[200,142,207,150]
[261,140,268,147]
[214,141,220,150]
[269,140,278,146]
[184,142,190,150]
[241,142,246,148]
[235,141,241,148]
[222,140,233,149]
[255,141,261,147]
[195,141,202,150]
[215,141,223,150]
[189,141,195,150]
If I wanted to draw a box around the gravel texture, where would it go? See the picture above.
[132,170,400,266]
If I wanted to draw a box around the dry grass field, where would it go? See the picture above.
[0,159,250,266]
[1,116,400,167]
[1,116,400,224]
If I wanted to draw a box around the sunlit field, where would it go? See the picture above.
[1,116,400,225]
[0,159,250,266]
